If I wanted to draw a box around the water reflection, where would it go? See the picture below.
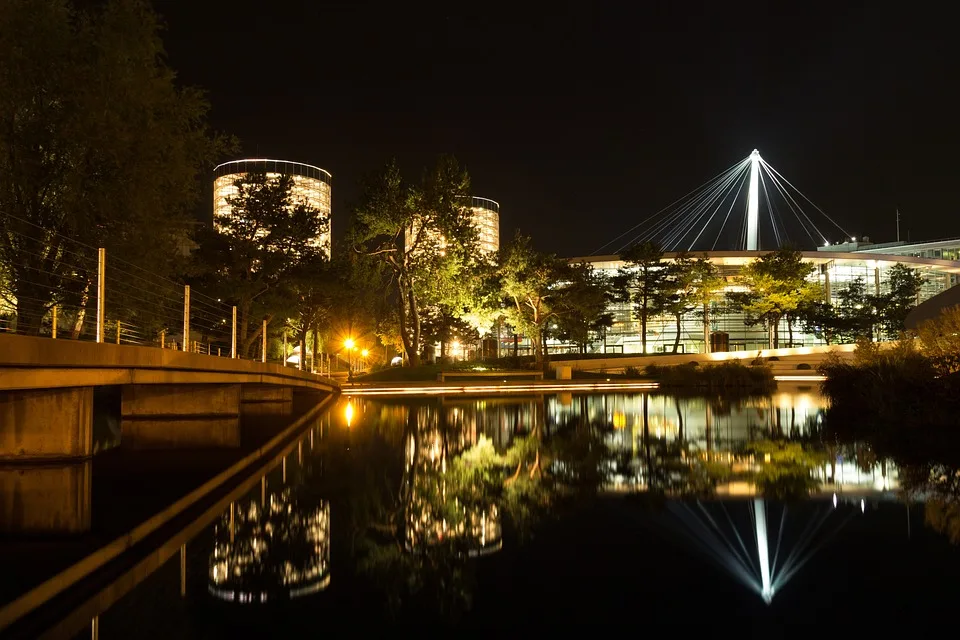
[208,426,331,603]
[0,461,92,534]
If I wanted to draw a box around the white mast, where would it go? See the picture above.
[746,149,761,250]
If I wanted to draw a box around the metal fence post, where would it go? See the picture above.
[51,305,57,339]
[231,306,237,359]
[261,319,267,363]
[282,330,287,366]
[183,285,190,351]
[116,320,121,345]
[96,248,106,343]
[160,329,165,349]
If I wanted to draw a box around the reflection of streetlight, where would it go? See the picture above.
[344,401,354,428]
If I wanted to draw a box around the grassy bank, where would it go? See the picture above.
[643,361,775,390]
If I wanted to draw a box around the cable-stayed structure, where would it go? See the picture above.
[593,150,852,254]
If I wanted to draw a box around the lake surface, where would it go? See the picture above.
[6,389,960,637]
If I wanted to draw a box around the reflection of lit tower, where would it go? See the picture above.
[213,159,332,258]
[208,445,330,602]
[662,497,855,604]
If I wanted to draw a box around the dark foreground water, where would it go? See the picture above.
[9,390,960,637]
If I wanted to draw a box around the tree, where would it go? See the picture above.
[353,157,478,367]
[835,277,876,342]
[689,255,726,353]
[554,262,614,354]
[499,234,566,368]
[727,247,818,348]
[193,173,328,358]
[661,252,724,354]
[876,263,923,340]
[616,241,669,354]
[0,0,229,334]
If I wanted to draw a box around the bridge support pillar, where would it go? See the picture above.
[240,384,293,416]
[121,384,241,449]
[0,387,94,461]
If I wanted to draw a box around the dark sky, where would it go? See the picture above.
[156,0,960,256]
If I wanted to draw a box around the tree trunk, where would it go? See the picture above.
[408,286,421,367]
[703,302,711,354]
[787,315,794,347]
[773,318,780,349]
[312,326,319,373]
[641,310,648,354]
[70,282,91,339]
[513,332,519,358]
[239,299,252,356]
[13,284,47,336]
[532,329,543,368]
[673,314,682,354]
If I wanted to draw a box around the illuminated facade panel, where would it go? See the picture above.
[470,197,500,255]
[213,159,332,258]
[404,196,500,257]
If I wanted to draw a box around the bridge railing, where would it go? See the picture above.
[0,215,332,375]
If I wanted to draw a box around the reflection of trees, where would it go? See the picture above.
[901,461,960,544]
[208,442,330,603]
[349,397,609,619]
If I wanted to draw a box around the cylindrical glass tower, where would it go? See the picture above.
[470,196,500,255]
[213,159,332,258]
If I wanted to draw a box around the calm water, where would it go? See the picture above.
[12,390,960,636]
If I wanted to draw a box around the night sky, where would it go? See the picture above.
[156,0,960,257]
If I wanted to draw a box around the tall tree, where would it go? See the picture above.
[353,157,477,366]
[876,263,923,340]
[0,0,229,334]
[499,234,566,367]
[689,255,725,353]
[616,241,669,354]
[194,173,328,357]
[727,247,818,348]
[554,262,614,354]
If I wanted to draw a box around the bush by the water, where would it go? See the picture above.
[644,361,774,389]
[820,331,960,462]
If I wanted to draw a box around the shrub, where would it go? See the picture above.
[644,361,774,389]
[623,365,642,378]
[796,363,812,370]
[768,356,780,361]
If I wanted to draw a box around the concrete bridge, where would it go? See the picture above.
[0,334,338,461]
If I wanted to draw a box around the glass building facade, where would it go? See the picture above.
[532,248,960,356]
[213,159,332,258]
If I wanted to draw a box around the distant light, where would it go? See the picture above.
[860,498,865,513]
[361,349,369,358]
[851,237,857,242]
[344,338,355,350]
[825,241,831,246]
[833,493,838,508]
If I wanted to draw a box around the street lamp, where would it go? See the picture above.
[361,348,369,371]
[344,338,356,374]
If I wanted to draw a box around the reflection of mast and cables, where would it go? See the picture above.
[662,497,856,604]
